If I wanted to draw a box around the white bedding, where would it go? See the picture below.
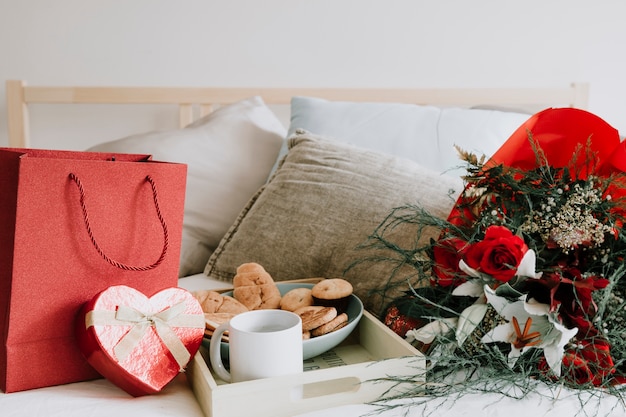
[1,374,203,417]
[294,389,624,417]
[3,318,620,417]
[3,273,620,417]
[0,274,219,417]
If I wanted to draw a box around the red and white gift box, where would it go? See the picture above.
[76,285,205,396]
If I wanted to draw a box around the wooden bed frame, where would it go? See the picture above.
[5,80,590,148]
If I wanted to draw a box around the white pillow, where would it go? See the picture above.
[88,97,286,276]
[288,96,531,177]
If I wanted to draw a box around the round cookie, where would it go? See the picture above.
[280,287,314,312]
[293,305,324,318]
[311,278,353,314]
[204,312,235,342]
[204,312,237,332]
[311,313,348,337]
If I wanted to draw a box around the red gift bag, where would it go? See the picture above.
[0,148,187,392]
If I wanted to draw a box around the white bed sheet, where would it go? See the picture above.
[0,273,225,417]
[4,273,621,417]
[294,388,624,417]
[1,374,203,417]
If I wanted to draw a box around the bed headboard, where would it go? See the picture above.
[5,79,589,148]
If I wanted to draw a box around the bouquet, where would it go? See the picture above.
[369,108,626,405]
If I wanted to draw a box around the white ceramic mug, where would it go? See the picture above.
[209,309,303,383]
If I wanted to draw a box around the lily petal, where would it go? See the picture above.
[459,259,482,279]
[406,318,458,344]
[452,280,484,297]
[542,320,578,377]
[482,322,514,344]
[516,249,542,279]
[484,286,527,319]
[524,297,550,316]
[456,304,489,346]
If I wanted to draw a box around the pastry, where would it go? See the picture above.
[233,262,276,287]
[233,263,281,310]
[311,278,353,314]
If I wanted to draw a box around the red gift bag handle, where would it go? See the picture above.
[69,173,169,271]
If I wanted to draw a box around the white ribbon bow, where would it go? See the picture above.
[86,301,204,371]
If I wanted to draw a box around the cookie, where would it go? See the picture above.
[311,313,349,337]
[299,306,338,331]
[204,328,229,342]
[311,278,353,314]
[204,312,235,342]
[280,287,314,312]
[294,305,325,316]
[204,312,237,332]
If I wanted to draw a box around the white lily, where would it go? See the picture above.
[481,286,578,377]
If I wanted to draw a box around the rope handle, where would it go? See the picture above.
[69,173,169,271]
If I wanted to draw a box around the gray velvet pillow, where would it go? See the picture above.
[204,132,462,314]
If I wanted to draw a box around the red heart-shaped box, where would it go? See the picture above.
[76,285,205,396]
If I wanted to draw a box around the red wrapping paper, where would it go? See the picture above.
[76,285,205,396]
[447,108,624,226]
[487,107,620,173]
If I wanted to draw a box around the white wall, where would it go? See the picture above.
[1,0,625,149]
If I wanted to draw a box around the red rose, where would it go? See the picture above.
[463,225,528,283]
[569,339,615,386]
[433,237,467,287]
[540,338,615,386]
[558,351,596,386]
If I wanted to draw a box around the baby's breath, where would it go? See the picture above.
[519,178,614,253]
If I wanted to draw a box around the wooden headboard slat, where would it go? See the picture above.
[18,85,588,106]
[5,80,590,148]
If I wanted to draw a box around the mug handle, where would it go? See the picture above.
[209,323,232,382]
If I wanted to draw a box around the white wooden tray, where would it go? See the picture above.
[187,309,425,417]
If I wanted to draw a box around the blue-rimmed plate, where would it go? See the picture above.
[202,282,364,360]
